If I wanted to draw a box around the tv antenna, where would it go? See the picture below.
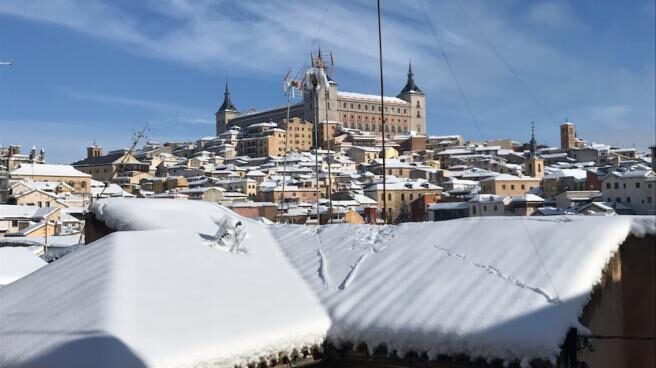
[278,70,304,222]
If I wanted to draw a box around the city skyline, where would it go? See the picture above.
[1,0,654,163]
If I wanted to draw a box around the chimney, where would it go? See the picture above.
[87,144,103,158]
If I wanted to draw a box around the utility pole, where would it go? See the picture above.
[377,0,388,224]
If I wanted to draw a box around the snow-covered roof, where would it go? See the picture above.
[274,216,655,365]
[11,164,91,178]
[0,247,47,286]
[543,169,587,180]
[337,91,409,104]
[0,199,329,367]
[4,199,654,367]
[0,205,59,220]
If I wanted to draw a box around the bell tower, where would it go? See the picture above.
[215,82,239,135]
[525,122,544,178]
[397,62,426,134]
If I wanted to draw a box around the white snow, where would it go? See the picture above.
[0,247,47,286]
[337,91,409,104]
[0,199,330,368]
[10,163,91,178]
[272,215,655,365]
[2,198,654,367]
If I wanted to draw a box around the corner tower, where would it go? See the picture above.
[397,62,426,134]
[215,82,239,135]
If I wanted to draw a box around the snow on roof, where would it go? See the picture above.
[0,247,47,286]
[0,205,58,220]
[0,199,330,367]
[510,193,545,202]
[427,201,470,210]
[273,216,655,365]
[11,164,91,178]
[337,91,409,104]
[5,199,655,367]
[543,169,587,181]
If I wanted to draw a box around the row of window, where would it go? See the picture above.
[472,205,499,215]
[342,122,408,132]
[608,196,653,204]
[342,103,409,114]
[605,182,652,189]
[342,114,410,123]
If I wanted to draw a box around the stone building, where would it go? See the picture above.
[10,164,92,194]
[72,145,149,182]
[215,58,426,139]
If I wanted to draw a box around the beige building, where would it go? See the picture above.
[178,187,225,202]
[149,176,189,194]
[0,205,60,238]
[259,186,322,204]
[363,179,442,222]
[213,178,258,198]
[236,128,287,158]
[279,118,314,152]
[216,57,426,138]
[10,164,91,194]
[72,145,149,182]
[8,189,67,209]
[479,174,541,196]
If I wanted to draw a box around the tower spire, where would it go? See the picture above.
[399,60,423,95]
[529,121,537,156]
[218,80,237,112]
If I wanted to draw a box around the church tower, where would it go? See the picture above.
[525,122,544,178]
[397,62,426,134]
[215,82,239,135]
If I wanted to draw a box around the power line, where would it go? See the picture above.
[452,0,559,126]
[519,217,561,303]
[417,0,485,141]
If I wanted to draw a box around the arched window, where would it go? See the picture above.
[416,101,421,108]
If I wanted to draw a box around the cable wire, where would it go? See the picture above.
[452,0,559,126]
[417,0,485,141]
[519,216,561,303]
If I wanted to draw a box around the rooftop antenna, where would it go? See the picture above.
[306,53,330,224]
[312,47,336,223]
[279,70,304,222]
[77,123,150,245]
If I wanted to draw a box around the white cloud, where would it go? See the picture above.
[1,0,653,150]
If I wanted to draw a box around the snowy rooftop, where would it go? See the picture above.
[337,91,408,104]
[0,199,329,368]
[0,247,47,286]
[11,164,92,178]
[2,199,654,367]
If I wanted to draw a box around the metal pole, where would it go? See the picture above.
[313,78,321,224]
[325,87,333,224]
[377,0,387,224]
[280,90,292,223]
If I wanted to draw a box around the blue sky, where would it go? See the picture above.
[1,0,654,163]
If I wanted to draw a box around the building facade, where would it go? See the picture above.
[216,59,426,138]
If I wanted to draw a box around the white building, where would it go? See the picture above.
[601,169,656,215]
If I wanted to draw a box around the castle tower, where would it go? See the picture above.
[397,62,426,134]
[303,49,338,147]
[525,122,544,178]
[215,82,239,135]
[560,119,576,151]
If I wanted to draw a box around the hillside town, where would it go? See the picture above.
[1,1,655,367]
[2,114,655,240]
